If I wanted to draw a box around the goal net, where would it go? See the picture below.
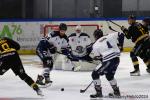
[44,24,100,71]
[44,24,99,41]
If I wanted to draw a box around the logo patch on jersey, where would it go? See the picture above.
[75,46,84,54]
[72,39,74,42]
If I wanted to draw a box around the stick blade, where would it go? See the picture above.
[80,89,85,93]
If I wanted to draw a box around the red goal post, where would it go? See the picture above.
[44,24,100,40]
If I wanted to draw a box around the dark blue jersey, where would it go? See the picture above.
[36,37,56,54]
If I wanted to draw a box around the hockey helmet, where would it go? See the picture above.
[59,23,67,31]
[93,29,103,40]
[128,15,136,20]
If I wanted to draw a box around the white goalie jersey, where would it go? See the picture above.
[92,32,121,62]
[68,32,92,57]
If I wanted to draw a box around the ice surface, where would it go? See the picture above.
[0,53,150,100]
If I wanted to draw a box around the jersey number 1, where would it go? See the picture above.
[106,41,113,48]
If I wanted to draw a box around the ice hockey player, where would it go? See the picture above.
[90,29,124,98]
[121,15,150,75]
[67,25,93,71]
[36,37,56,86]
[36,23,69,86]
[0,37,43,96]
[130,17,150,76]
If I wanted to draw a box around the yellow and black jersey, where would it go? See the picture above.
[0,37,20,54]
[123,22,149,44]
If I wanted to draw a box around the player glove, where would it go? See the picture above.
[86,44,93,55]
[49,46,57,54]
[93,55,102,61]
[120,26,126,31]
[61,47,69,55]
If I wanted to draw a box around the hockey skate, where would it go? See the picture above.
[44,77,53,87]
[36,89,44,96]
[109,86,121,98]
[90,85,103,99]
[32,83,44,96]
[72,60,82,72]
[72,66,81,72]
[36,75,46,87]
[146,68,150,73]
[130,70,140,76]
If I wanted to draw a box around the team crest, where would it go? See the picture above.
[72,39,74,42]
[75,46,84,53]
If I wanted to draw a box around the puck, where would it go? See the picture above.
[61,88,64,91]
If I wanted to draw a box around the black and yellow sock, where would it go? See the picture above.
[132,61,139,71]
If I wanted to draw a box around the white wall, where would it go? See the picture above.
[0,20,140,53]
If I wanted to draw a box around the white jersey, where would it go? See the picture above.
[92,32,121,62]
[68,32,92,57]
[47,31,69,52]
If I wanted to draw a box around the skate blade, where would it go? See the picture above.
[130,73,140,76]
[108,93,121,98]
[38,93,44,97]
[90,97,103,100]
[38,83,52,88]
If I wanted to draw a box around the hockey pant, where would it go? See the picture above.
[130,51,150,69]
[91,57,119,86]
[132,37,150,68]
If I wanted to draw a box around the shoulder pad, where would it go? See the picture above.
[68,33,76,38]
[49,31,59,37]
[80,33,90,38]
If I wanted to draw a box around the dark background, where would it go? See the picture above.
[0,0,149,19]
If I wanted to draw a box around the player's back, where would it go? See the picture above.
[93,33,120,62]
[128,22,148,43]
[0,37,20,54]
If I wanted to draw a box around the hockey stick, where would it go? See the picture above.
[106,20,119,32]
[56,51,98,65]
[107,20,122,28]
[103,17,121,32]
[80,81,93,93]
